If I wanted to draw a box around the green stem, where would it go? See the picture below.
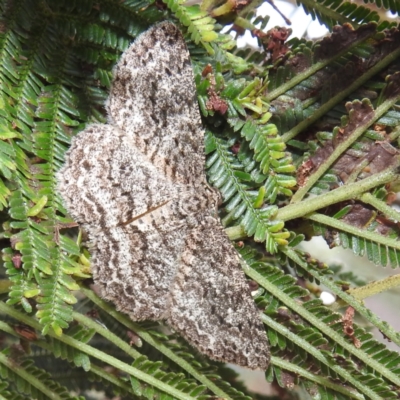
[283,248,400,349]
[291,96,400,203]
[264,317,379,400]
[276,164,400,221]
[242,259,400,389]
[281,45,400,143]
[0,302,196,400]
[231,16,257,31]
[265,29,375,102]
[271,356,364,399]
[89,363,135,393]
[226,182,400,241]
[360,192,400,222]
[346,158,369,184]
[72,311,143,359]
[332,274,400,310]
[0,320,137,397]
[81,287,233,400]
[0,351,64,400]
[308,213,400,251]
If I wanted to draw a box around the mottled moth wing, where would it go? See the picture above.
[168,216,270,370]
[58,123,189,320]
[91,223,189,321]
[107,23,205,186]
[58,125,177,228]
[57,21,270,369]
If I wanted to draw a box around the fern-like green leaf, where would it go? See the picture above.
[1,0,400,398]
[299,0,395,30]
[0,350,84,400]
[162,0,218,50]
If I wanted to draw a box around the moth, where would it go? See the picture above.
[57,22,270,370]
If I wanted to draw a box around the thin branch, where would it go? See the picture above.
[284,248,400,349]
[81,287,233,399]
[242,260,400,391]
[276,163,400,221]
[0,302,197,400]
[281,46,400,142]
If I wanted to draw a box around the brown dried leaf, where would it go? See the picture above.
[205,73,228,115]
[314,23,376,61]
[341,204,375,228]
[287,23,376,74]
[255,27,291,62]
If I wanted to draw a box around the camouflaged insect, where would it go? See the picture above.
[57,22,270,370]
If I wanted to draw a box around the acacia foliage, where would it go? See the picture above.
[0,0,400,399]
